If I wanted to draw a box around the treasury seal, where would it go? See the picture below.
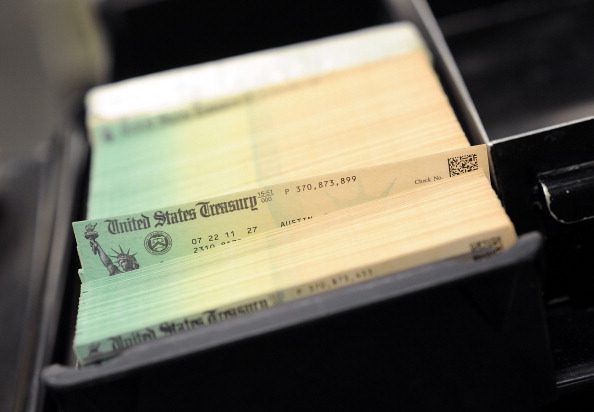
[144,231,173,255]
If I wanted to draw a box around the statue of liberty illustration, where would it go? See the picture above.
[83,223,139,276]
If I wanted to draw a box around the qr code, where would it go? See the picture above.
[469,237,503,259]
[448,153,479,177]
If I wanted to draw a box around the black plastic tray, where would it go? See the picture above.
[43,232,555,411]
[38,1,568,410]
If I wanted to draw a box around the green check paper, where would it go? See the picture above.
[74,145,489,282]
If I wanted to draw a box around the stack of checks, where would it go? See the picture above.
[72,22,516,365]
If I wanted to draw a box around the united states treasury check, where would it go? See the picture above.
[75,221,515,365]
[74,145,489,282]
